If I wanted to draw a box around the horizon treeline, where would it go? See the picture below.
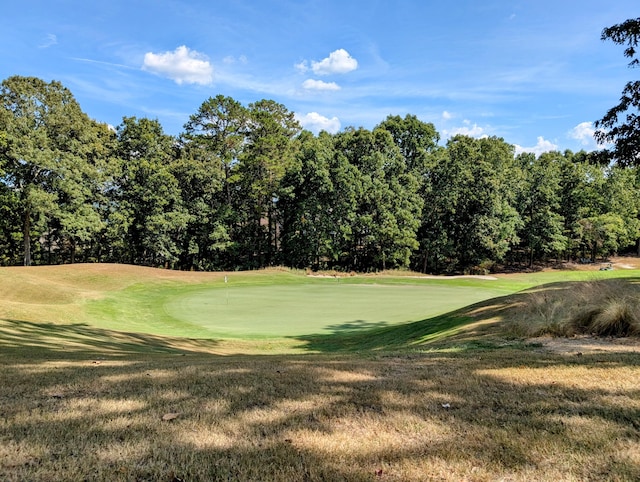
[1,75,639,273]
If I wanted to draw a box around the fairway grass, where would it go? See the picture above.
[2,263,639,350]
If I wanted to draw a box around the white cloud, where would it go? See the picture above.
[302,79,341,91]
[568,122,596,145]
[514,136,558,156]
[443,120,486,138]
[311,49,358,75]
[296,112,341,134]
[223,55,248,64]
[442,110,453,120]
[295,60,309,72]
[142,45,213,85]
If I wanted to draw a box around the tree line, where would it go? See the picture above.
[1,75,639,273]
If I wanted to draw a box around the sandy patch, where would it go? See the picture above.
[535,335,640,355]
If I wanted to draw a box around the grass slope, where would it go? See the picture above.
[1,264,639,480]
[1,263,639,354]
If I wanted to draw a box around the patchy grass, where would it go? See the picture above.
[1,264,639,480]
[1,347,639,481]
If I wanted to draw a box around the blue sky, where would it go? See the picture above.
[1,1,637,155]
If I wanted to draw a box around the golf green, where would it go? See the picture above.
[161,281,506,337]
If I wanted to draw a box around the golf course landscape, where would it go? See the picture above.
[1,263,640,480]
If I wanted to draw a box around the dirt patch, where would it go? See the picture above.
[553,255,640,272]
[534,335,640,355]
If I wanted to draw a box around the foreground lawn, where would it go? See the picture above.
[1,345,639,481]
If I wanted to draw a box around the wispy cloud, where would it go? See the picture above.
[142,46,213,85]
[443,120,488,138]
[302,79,340,91]
[38,33,57,49]
[72,57,138,70]
[223,55,248,65]
[296,112,341,134]
[568,121,606,150]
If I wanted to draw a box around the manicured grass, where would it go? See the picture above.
[83,267,640,341]
[88,279,508,339]
[2,263,639,349]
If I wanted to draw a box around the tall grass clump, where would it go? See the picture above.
[509,279,640,337]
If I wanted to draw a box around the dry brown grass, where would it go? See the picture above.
[1,346,639,481]
[506,279,640,338]
[2,264,640,480]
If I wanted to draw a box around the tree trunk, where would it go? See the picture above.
[23,210,31,266]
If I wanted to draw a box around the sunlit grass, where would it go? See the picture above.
[1,348,639,481]
[507,278,640,337]
[1,264,639,480]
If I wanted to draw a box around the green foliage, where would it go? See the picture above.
[0,76,109,265]
[111,117,189,266]
[516,151,567,265]
[594,18,640,165]
[1,73,640,272]
[421,135,522,272]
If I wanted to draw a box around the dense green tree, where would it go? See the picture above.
[516,151,567,266]
[280,131,339,268]
[183,95,248,207]
[182,95,249,268]
[171,140,229,270]
[376,114,439,174]
[594,17,640,165]
[333,127,422,271]
[236,99,301,266]
[4,75,640,272]
[0,76,106,265]
[423,135,521,272]
[602,166,640,253]
[112,117,189,266]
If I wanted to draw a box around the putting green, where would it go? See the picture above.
[155,280,508,338]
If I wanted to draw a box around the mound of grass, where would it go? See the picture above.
[508,278,640,337]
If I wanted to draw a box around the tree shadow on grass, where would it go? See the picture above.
[0,319,222,358]
[292,301,510,353]
[1,344,639,481]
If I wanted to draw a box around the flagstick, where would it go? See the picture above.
[224,275,229,305]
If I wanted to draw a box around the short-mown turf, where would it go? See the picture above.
[83,267,639,340]
[153,281,511,338]
[85,277,509,339]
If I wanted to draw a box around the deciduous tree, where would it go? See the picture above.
[594,18,640,165]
